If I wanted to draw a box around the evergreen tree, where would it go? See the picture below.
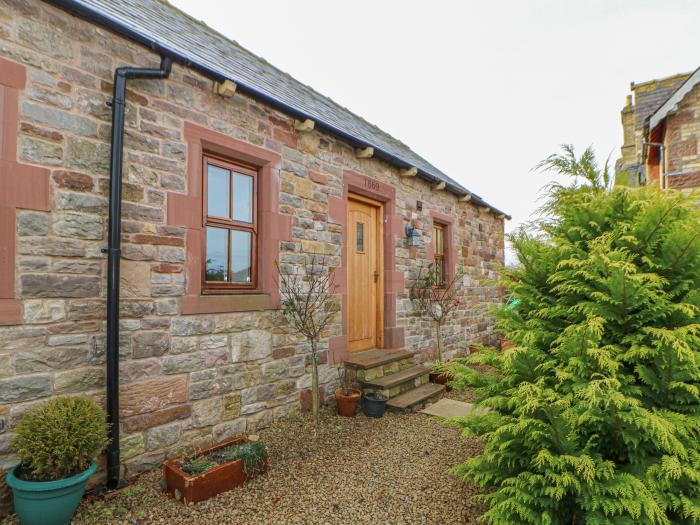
[443,145,700,524]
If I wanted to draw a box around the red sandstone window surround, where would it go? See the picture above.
[167,123,290,314]
[427,211,456,287]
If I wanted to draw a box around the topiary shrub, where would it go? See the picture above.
[12,396,109,482]
[443,146,700,524]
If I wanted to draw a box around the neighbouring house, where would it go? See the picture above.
[0,0,506,494]
[615,67,700,190]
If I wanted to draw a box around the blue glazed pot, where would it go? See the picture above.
[362,391,388,418]
[6,461,96,525]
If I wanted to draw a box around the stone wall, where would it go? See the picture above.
[664,83,700,189]
[614,73,691,187]
[0,0,504,489]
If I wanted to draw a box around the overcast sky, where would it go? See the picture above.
[173,0,700,263]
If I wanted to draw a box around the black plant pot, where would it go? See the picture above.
[362,392,388,418]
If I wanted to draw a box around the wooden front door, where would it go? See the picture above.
[347,195,383,352]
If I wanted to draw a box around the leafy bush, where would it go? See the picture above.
[444,146,700,524]
[12,396,109,481]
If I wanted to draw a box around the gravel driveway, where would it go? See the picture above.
[5,392,485,525]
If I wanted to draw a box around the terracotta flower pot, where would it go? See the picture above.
[429,372,454,392]
[163,436,267,504]
[335,387,361,417]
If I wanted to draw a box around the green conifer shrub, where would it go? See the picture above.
[12,396,109,481]
[443,146,700,524]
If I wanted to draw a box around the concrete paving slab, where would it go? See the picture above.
[420,398,484,418]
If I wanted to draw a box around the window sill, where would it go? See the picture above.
[181,293,277,314]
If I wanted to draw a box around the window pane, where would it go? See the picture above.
[205,227,229,281]
[434,225,444,255]
[232,173,253,223]
[231,230,252,283]
[207,164,230,218]
[435,258,445,285]
[356,222,364,252]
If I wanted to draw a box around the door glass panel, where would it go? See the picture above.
[205,227,229,281]
[207,164,230,218]
[231,230,252,283]
[356,222,364,252]
[232,173,253,223]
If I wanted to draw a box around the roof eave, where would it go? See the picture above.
[45,0,510,220]
[649,66,700,131]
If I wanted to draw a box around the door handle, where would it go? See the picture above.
[374,271,379,283]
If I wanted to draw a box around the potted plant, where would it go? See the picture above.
[335,366,361,417]
[410,264,461,388]
[6,396,109,525]
[277,256,338,428]
[164,436,266,504]
[362,391,388,418]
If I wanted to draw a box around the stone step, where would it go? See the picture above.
[361,364,429,390]
[344,349,417,383]
[387,383,445,411]
[361,364,430,398]
[344,348,413,369]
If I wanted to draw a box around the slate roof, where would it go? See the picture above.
[47,0,509,217]
[631,72,691,131]
[649,67,700,131]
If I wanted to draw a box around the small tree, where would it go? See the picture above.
[410,264,461,362]
[444,145,700,524]
[277,256,338,427]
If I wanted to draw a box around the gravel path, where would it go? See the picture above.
[4,390,484,525]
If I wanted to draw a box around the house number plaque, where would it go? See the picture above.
[363,178,380,191]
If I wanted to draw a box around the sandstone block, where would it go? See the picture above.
[16,211,49,236]
[230,330,272,362]
[132,331,169,358]
[54,367,104,393]
[261,360,289,383]
[22,102,98,137]
[21,274,100,298]
[119,358,162,384]
[56,191,107,213]
[192,397,224,428]
[170,337,197,354]
[121,404,191,433]
[246,409,273,432]
[0,375,51,403]
[188,377,233,401]
[53,213,103,240]
[15,347,88,374]
[124,451,164,477]
[19,136,63,166]
[18,237,85,257]
[121,433,145,460]
[213,418,246,442]
[23,299,66,324]
[120,260,151,298]
[171,317,215,336]
[52,171,94,192]
[120,377,187,417]
[66,137,110,175]
[162,348,226,375]
[146,422,181,451]
[222,393,241,419]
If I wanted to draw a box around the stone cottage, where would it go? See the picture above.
[615,67,700,190]
[0,0,506,490]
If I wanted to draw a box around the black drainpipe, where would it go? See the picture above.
[105,56,173,490]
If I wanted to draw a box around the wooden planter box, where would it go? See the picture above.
[163,436,267,504]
